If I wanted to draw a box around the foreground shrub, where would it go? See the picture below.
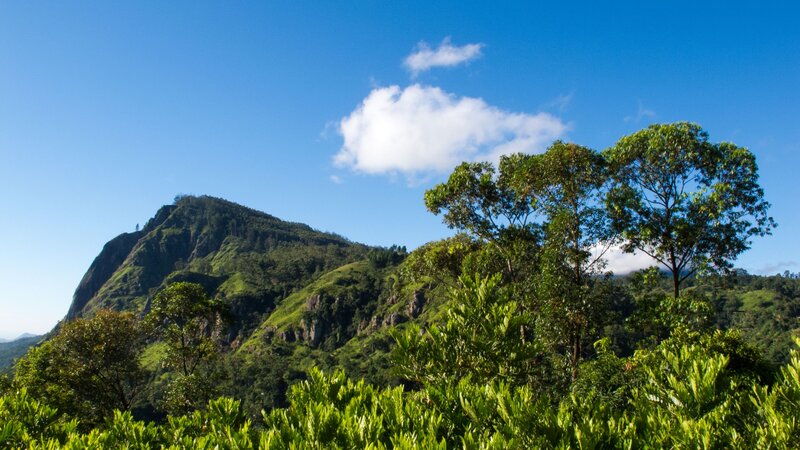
[2,337,799,448]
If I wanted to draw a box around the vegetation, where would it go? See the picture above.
[13,310,145,427]
[605,122,775,298]
[393,275,547,388]
[2,123,797,448]
[2,322,800,448]
[145,282,229,415]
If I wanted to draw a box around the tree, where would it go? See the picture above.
[424,159,542,281]
[425,145,615,380]
[401,234,481,288]
[605,122,775,298]
[145,282,228,413]
[147,282,226,378]
[509,141,614,380]
[14,310,145,426]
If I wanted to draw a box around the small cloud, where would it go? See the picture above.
[624,99,656,123]
[329,175,344,184]
[319,120,338,141]
[334,84,567,182]
[543,91,575,113]
[404,37,484,77]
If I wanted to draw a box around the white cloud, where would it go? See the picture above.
[624,99,656,123]
[593,244,658,275]
[329,175,343,184]
[334,84,567,180]
[404,38,484,76]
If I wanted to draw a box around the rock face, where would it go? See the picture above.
[277,323,324,345]
[279,329,296,342]
[304,320,323,345]
[383,312,407,327]
[305,295,321,311]
[407,291,425,318]
[67,230,145,319]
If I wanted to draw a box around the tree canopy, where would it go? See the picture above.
[605,122,775,298]
[146,282,229,414]
[424,159,542,280]
[14,310,145,427]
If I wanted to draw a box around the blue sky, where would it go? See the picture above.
[1,1,798,339]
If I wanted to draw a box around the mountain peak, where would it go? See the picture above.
[65,196,371,339]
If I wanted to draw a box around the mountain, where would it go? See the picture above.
[0,335,43,373]
[49,195,449,414]
[2,196,441,388]
[0,333,38,343]
[66,195,374,341]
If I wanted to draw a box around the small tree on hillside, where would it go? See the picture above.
[146,282,228,414]
[392,274,547,388]
[14,310,145,426]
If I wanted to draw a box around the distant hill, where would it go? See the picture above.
[0,333,38,343]
[0,335,43,372]
[37,195,439,414]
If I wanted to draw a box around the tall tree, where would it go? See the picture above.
[424,158,542,282]
[510,141,613,379]
[605,122,775,298]
[425,144,615,380]
[511,141,612,277]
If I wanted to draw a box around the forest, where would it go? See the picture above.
[1,122,799,449]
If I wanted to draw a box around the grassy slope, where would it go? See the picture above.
[238,260,378,353]
[733,288,798,364]
[236,256,453,388]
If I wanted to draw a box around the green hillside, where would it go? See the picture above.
[706,274,800,365]
[239,255,444,353]
[66,195,372,342]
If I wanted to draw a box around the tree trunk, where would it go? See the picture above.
[672,269,680,299]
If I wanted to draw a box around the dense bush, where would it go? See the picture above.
[1,337,799,448]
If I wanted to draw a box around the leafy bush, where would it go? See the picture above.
[2,339,800,447]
